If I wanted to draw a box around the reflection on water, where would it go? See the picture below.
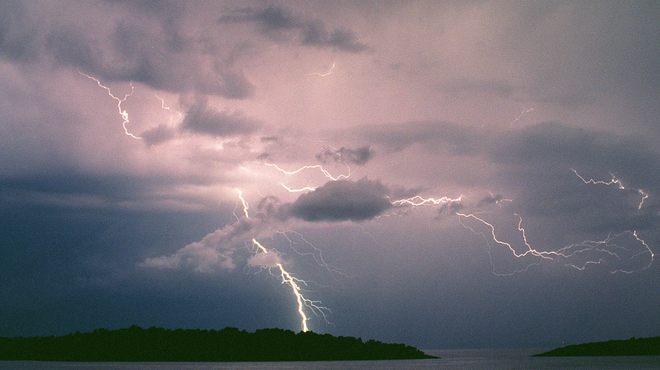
[1,349,659,370]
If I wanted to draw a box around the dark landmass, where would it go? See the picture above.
[534,336,660,357]
[0,325,437,362]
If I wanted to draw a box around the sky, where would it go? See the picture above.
[1,0,660,349]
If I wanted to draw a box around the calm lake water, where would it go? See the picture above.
[1,349,659,370]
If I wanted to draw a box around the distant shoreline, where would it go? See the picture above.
[0,326,438,362]
[533,336,660,357]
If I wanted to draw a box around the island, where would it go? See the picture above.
[534,336,660,357]
[0,326,437,362]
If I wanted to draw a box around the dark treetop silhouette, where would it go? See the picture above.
[534,336,660,357]
[0,326,437,362]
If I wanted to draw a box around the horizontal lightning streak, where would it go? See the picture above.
[392,176,654,275]
[391,195,462,207]
[572,168,648,210]
[265,163,351,182]
[281,184,316,193]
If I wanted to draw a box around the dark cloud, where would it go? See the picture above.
[436,201,464,217]
[489,122,660,190]
[300,24,368,53]
[256,153,270,161]
[2,0,660,350]
[180,97,262,138]
[359,120,660,195]
[316,146,374,166]
[0,1,254,99]
[289,178,391,222]
[140,124,178,146]
[477,194,505,207]
[0,1,38,62]
[219,5,369,53]
[47,28,101,72]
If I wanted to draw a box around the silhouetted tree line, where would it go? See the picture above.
[534,336,660,356]
[0,326,436,362]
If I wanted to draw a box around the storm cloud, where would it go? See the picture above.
[2,0,659,350]
[180,97,262,138]
[316,146,374,166]
[289,178,391,222]
[219,5,369,53]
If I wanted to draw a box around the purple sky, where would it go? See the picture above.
[1,0,660,349]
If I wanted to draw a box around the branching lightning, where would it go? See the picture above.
[78,71,142,140]
[390,168,655,275]
[237,189,331,332]
[572,168,649,210]
[276,231,348,280]
[391,195,462,207]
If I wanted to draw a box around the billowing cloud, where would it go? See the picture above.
[140,217,261,272]
[247,249,283,269]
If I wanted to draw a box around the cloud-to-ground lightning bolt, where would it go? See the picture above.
[237,190,330,332]
[78,71,142,140]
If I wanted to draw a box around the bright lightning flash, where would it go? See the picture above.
[391,195,462,207]
[265,162,352,182]
[78,71,142,140]
[391,169,655,275]
[572,168,649,210]
[237,190,330,332]
[309,61,337,77]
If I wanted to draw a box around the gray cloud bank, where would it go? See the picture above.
[219,5,369,53]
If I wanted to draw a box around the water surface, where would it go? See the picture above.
[1,349,659,370]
